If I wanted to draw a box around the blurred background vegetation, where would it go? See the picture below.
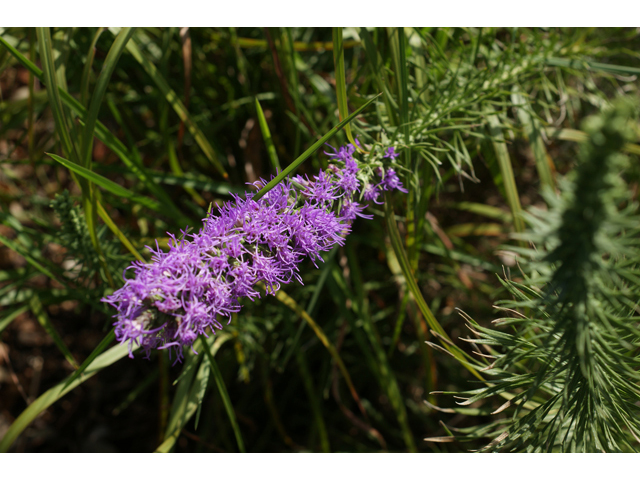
[0,27,639,452]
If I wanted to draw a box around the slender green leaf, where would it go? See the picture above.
[332,27,358,148]
[48,153,163,213]
[64,329,116,388]
[383,194,483,380]
[0,234,62,284]
[0,305,29,334]
[96,201,145,263]
[202,347,246,453]
[29,294,78,369]
[512,90,555,189]
[255,97,281,172]
[486,111,525,234]
[253,93,380,201]
[80,27,135,168]
[546,57,640,76]
[79,27,104,107]
[0,342,134,452]
[35,28,78,164]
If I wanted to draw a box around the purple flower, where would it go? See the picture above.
[363,183,383,204]
[340,201,373,221]
[379,168,408,193]
[103,143,408,362]
[384,146,400,161]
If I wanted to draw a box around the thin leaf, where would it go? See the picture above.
[255,97,281,172]
[383,194,483,380]
[63,329,116,389]
[332,27,358,149]
[80,27,135,168]
[0,305,29,334]
[35,28,78,164]
[96,201,145,263]
[253,93,380,201]
[48,153,163,214]
[512,90,555,189]
[79,27,104,107]
[0,342,134,452]
[29,294,78,369]
[486,111,525,234]
[202,346,246,453]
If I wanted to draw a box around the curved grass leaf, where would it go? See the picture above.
[80,27,135,168]
[255,97,281,172]
[29,294,78,369]
[266,285,368,419]
[512,90,555,189]
[35,28,78,165]
[0,234,63,285]
[0,342,135,452]
[0,305,29,335]
[96,201,145,263]
[332,27,358,149]
[48,153,163,213]
[253,93,380,201]
[64,329,116,388]
[383,194,483,381]
[486,111,525,234]
[79,28,104,107]
[202,346,246,452]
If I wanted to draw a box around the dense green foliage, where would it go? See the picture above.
[0,27,639,452]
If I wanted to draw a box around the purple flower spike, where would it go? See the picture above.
[103,143,408,362]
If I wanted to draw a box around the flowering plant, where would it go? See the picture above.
[103,144,407,362]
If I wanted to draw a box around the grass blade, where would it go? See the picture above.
[545,127,640,156]
[96,201,145,263]
[48,153,163,214]
[35,28,78,164]
[202,346,246,452]
[255,97,281,172]
[265,285,367,419]
[253,93,380,201]
[358,28,398,126]
[383,194,483,380]
[486,111,525,234]
[29,294,78,369]
[80,27,135,168]
[546,57,640,76]
[512,90,555,189]
[0,342,134,452]
[332,27,358,149]
[0,305,29,334]
[0,234,62,285]
[64,329,116,388]
[79,27,104,107]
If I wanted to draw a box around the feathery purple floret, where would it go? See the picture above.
[103,144,407,362]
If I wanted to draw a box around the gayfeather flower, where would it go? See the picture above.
[384,146,400,161]
[379,168,408,193]
[103,144,407,362]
